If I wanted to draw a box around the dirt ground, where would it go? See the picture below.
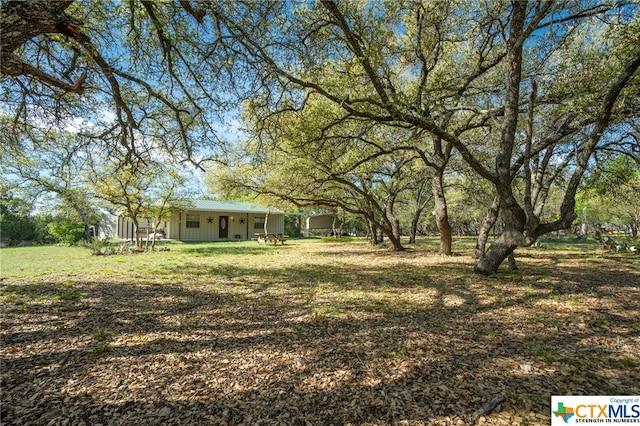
[1,242,639,425]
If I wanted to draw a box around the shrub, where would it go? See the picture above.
[82,239,114,255]
[47,219,86,245]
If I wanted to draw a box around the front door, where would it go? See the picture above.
[219,215,228,239]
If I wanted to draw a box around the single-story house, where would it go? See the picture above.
[112,200,285,241]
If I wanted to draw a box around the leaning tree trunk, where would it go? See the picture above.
[474,191,530,275]
[368,216,404,251]
[473,227,521,275]
[383,218,405,251]
[385,231,405,251]
[432,168,452,255]
[474,196,500,259]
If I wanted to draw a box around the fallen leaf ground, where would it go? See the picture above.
[1,238,638,425]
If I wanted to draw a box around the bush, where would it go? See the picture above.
[82,239,113,255]
[47,219,86,245]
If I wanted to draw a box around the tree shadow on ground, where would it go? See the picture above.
[1,249,638,425]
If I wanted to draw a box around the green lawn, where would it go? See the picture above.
[1,238,638,425]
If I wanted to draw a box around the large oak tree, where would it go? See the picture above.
[206,0,639,274]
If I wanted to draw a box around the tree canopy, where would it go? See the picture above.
[2,0,639,272]
[1,0,232,167]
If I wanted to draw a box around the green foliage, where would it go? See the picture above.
[586,155,639,196]
[32,215,57,244]
[82,238,113,256]
[47,218,86,245]
[284,213,302,237]
[91,327,112,342]
[0,196,56,245]
[0,209,37,244]
[53,290,82,302]
[0,195,36,244]
[578,154,640,230]
[90,343,113,356]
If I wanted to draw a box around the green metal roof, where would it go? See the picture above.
[188,200,283,214]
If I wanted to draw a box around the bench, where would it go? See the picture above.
[255,233,287,245]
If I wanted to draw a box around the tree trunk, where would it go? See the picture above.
[384,198,402,244]
[386,231,405,251]
[408,171,431,245]
[432,168,452,255]
[367,219,378,245]
[474,196,500,259]
[144,226,150,250]
[475,195,529,275]
[151,220,160,250]
[390,216,401,242]
[580,206,588,238]
[474,3,528,275]
[409,214,419,244]
[132,218,142,249]
[331,213,338,238]
[473,228,521,275]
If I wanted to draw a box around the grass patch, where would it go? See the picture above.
[379,345,413,358]
[3,291,21,303]
[90,342,113,356]
[53,290,82,301]
[531,314,562,329]
[568,295,581,306]
[531,346,556,362]
[91,327,112,342]
[524,334,546,343]
[588,317,609,328]
[1,237,638,425]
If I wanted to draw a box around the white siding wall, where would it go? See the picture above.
[307,214,340,229]
[167,210,285,241]
[98,214,118,240]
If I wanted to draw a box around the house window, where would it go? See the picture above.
[254,216,265,230]
[186,213,200,228]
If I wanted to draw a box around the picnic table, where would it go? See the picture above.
[255,233,287,245]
